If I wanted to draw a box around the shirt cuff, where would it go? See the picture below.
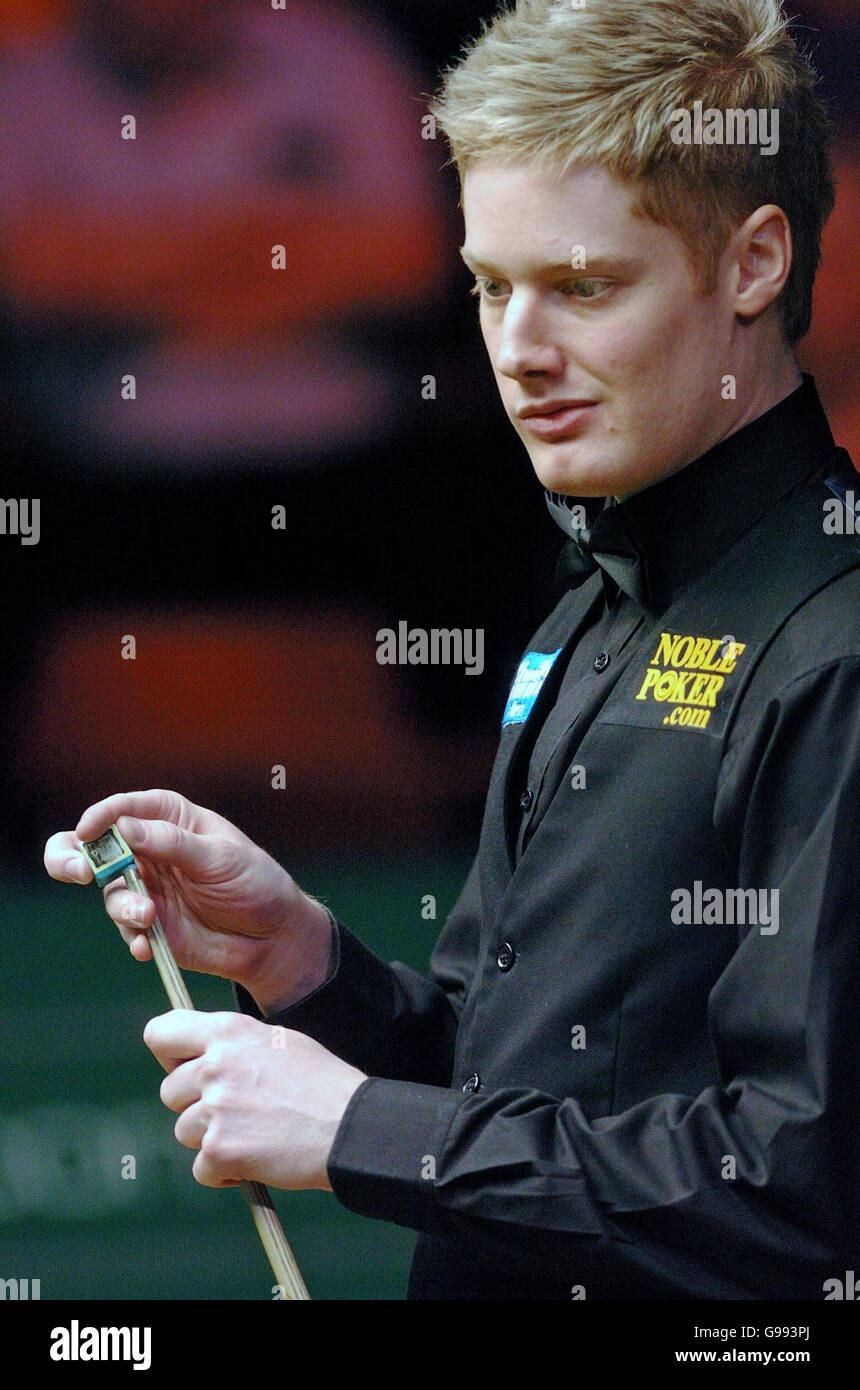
[232,914,408,1076]
[327,1076,464,1230]
[232,907,341,1024]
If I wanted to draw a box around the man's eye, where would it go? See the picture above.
[564,279,609,299]
[469,278,507,300]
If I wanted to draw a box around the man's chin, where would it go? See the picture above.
[527,447,627,499]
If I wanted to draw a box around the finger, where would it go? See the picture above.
[127,932,154,963]
[192,1146,241,1189]
[44,832,93,885]
[113,815,227,881]
[75,789,191,843]
[174,1101,206,1149]
[103,884,156,934]
[95,882,154,958]
[143,1010,234,1071]
[160,1059,203,1114]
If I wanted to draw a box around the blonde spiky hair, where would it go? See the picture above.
[430,0,834,342]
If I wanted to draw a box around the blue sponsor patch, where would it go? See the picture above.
[502,649,563,727]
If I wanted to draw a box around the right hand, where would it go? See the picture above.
[43,789,334,1013]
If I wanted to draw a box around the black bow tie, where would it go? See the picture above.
[545,491,651,608]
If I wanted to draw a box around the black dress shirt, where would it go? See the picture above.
[237,375,860,1299]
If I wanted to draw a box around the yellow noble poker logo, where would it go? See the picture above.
[635,632,747,731]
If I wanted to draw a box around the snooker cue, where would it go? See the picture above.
[123,862,311,1301]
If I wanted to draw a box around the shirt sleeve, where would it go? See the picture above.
[233,854,484,1086]
[327,656,860,1293]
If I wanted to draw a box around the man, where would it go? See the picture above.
[46,0,860,1299]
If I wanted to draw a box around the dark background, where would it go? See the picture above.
[0,0,857,1299]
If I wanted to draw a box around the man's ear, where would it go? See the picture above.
[730,204,793,321]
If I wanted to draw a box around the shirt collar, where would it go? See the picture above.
[546,375,837,613]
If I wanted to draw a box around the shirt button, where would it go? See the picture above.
[519,788,534,811]
[497,941,516,971]
[593,651,611,673]
[462,1073,481,1094]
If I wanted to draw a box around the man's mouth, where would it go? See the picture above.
[516,401,599,440]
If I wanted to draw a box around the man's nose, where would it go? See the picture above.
[494,296,564,379]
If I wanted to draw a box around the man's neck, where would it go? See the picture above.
[614,356,804,504]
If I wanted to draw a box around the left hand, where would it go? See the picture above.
[143,1011,367,1190]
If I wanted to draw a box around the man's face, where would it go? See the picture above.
[461,161,739,498]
